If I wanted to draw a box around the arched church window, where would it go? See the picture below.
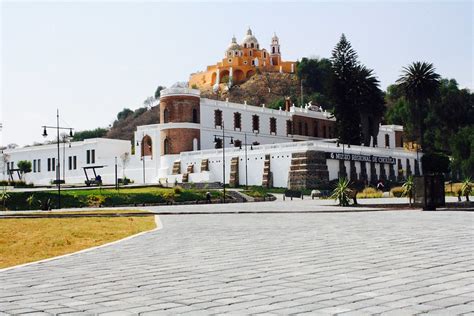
[272,47,275,54]
[163,108,169,123]
[163,138,170,155]
[192,108,198,123]
[250,50,253,57]
[251,43,254,48]
[244,43,247,48]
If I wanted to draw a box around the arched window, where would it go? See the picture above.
[193,138,198,151]
[250,50,253,57]
[244,43,247,48]
[163,108,169,123]
[141,135,152,157]
[192,108,198,123]
[163,138,170,155]
[272,47,275,54]
[385,134,390,148]
[251,43,254,48]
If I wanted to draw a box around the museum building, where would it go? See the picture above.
[1,87,420,189]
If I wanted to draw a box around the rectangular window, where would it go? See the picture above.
[270,117,277,135]
[73,156,77,170]
[233,112,241,130]
[86,150,90,164]
[314,122,319,137]
[33,160,37,173]
[286,120,292,136]
[214,110,223,127]
[252,115,259,133]
[38,159,41,173]
[51,158,56,171]
[91,149,95,164]
[68,156,72,170]
[47,158,51,171]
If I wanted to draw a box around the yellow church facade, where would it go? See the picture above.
[189,28,296,90]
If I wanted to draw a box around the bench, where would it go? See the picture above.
[85,179,102,187]
[283,190,303,200]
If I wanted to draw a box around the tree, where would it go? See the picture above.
[120,152,130,178]
[331,34,361,145]
[451,126,474,178]
[297,57,333,98]
[331,34,384,146]
[154,86,166,99]
[72,128,108,141]
[396,62,440,152]
[117,108,134,121]
[143,96,155,109]
[17,160,32,180]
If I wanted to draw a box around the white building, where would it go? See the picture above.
[1,87,420,188]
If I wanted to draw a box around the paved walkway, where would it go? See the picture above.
[1,210,473,315]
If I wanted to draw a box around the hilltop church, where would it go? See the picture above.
[189,28,296,90]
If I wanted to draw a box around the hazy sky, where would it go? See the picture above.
[1,1,472,147]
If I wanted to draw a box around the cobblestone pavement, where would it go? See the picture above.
[0,211,473,315]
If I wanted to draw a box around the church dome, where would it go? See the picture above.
[241,27,259,49]
[226,35,241,52]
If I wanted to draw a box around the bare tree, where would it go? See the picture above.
[120,152,130,178]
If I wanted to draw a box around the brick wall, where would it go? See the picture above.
[160,96,200,124]
[160,128,200,155]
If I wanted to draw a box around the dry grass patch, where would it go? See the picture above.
[0,214,156,269]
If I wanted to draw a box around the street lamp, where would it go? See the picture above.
[42,109,74,209]
[136,135,152,184]
[239,133,254,190]
[213,122,233,203]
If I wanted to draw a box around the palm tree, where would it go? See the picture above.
[396,62,440,151]
[330,177,351,206]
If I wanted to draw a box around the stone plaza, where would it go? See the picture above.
[0,201,473,315]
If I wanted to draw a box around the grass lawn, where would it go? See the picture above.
[0,211,156,268]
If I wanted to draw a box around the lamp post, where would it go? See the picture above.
[136,136,151,184]
[42,109,74,209]
[213,122,233,203]
[239,133,254,190]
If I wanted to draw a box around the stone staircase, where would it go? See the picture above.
[182,164,194,183]
[200,159,209,172]
[229,157,239,188]
[288,151,329,190]
[172,161,181,175]
[262,154,273,188]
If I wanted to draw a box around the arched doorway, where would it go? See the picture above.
[141,135,152,157]
[220,70,230,83]
[246,70,255,79]
[233,69,244,83]
[163,138,171,155]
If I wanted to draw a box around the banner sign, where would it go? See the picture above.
[326,152,396,164]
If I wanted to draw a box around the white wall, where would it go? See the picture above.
[1,138,131,185]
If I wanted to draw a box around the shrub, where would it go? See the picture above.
[390,186,404,197]
[173,186,183,194]
[162,191,175,203]
[330,178,351,206]
[87,195,105,207]
[356,187,383,199]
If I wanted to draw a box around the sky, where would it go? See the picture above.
[1,1,472,147]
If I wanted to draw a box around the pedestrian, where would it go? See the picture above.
[376,180,385,191]
[206,191,212,203]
